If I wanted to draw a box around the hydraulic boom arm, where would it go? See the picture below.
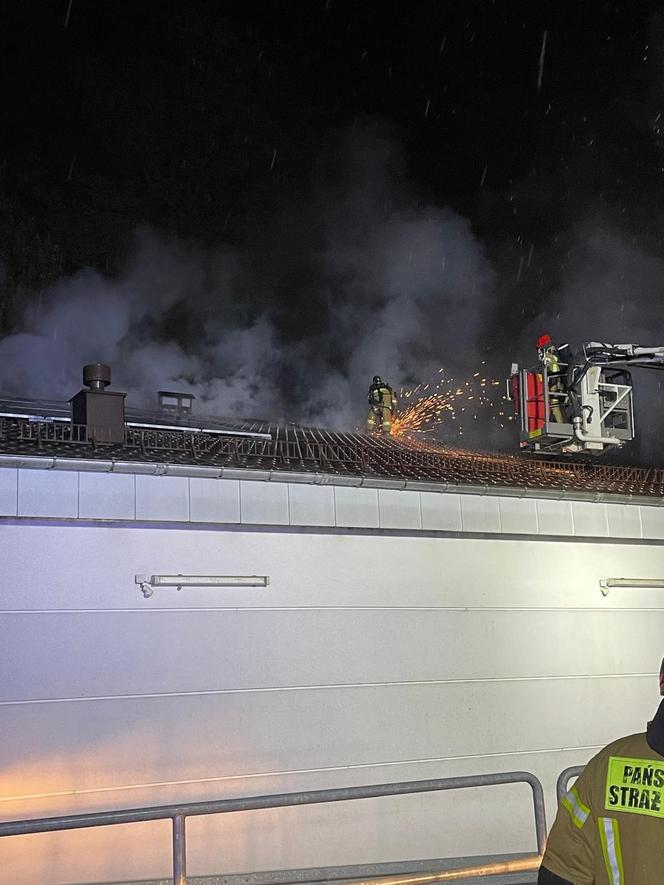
[582,341,664,367]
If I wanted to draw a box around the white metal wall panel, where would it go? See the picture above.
[78,471,135,520]
[2,678,652,799]
[572,501,609,538]
[536,499,574,535]
[0,822,171,885]
[17,469,78,518]
[240,480,289,525]
[3,514,664,883]
[460,494,501,533]
[1,677,653,843]
[183,744,588,876]
[4,466,657,541]
[378,489,422,529]
[606,502,642,539]
[498,496,537,534]
[135,475,190,522]
[0,746,589,885]
[288,483,335,527]
[4,608,663,703]
[419,492,462,531]
[639,505,664,540]
[0,466,17,516]
[5,524,664,611]
[189,477,241,523]
[333,486,380,528]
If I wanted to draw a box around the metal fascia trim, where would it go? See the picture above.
[403,480,452,493]
[0,455,57,470]
[268,471,322,484]
[1,453,663,508]
[319,474,363,487]
[172,466,223,479]
[51,457,114,472]
[110,461,165,475]
[359,477,407,490]
[220,468,272,482]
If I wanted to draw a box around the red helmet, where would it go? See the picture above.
[536,333,552,348]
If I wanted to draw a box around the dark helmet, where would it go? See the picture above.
[372,375,382,385]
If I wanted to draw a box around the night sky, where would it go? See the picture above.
[1,2,664,455]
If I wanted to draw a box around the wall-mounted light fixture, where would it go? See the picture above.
[600,578,664,597]
[135,574,270,598]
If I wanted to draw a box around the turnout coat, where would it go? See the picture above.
[540,701,664,884]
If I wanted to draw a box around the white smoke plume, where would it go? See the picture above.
[0,124,495,430]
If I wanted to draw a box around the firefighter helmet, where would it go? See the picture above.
[372,376,382,385]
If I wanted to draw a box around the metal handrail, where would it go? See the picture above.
[555,765,585,804]
[0,771,546,885]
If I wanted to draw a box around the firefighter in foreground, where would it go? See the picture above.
[366,376,397,434]
[538,658,664,884]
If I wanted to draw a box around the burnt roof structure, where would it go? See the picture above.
[1,394,664,501]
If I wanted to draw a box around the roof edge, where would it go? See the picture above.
[0,453,659,508]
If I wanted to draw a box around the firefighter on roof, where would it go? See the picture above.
[366,375,397,434]
[538,657,664,884]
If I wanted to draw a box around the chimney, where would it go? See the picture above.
[70,364,126,444]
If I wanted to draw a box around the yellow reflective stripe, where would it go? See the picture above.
[599,817,624,885]
[561,786,590,828]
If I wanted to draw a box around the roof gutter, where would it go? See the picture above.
[0,453,660,508]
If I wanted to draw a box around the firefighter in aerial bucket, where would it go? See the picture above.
[366,376,397,434]
[537,333,566,424]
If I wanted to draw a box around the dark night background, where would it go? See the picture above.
[2,1,664,457]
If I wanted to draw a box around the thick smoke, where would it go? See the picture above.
[3,122,664,459]
[525,224,664,345]
[0,125,494,430]
[520,221,664,462]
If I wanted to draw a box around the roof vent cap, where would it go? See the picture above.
[83,363,112,391]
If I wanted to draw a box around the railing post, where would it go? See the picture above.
[556,765,585,805]
[172,813,187,885]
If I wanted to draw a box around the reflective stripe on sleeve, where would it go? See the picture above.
[561,785,590,829]
[599,817,624,885]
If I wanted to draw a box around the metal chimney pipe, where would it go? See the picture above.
[83,363,112,391]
